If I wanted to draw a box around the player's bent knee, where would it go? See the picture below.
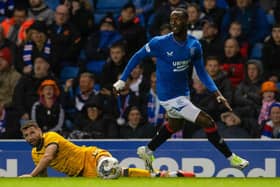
[195,111,216,128]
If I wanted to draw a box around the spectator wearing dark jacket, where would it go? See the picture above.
[233,59,263,120]
[84,14,123,62]
[69,0,94,44]
[70,97,119,139]
[117,3,147,57]
[200,21,224,59]
[100,42,127,89]
[31,79,64,132]
[201,0,226,28]
[205,56,233,106]
[12,56,56,121]
[119,106,156,138]
[47,5,82,76]
[221,38,245,87]
[0,100,21,139]
[261,23,280,79]
[221,0,269,46]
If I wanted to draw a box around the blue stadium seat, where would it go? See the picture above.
[95,0,129,13]
[59,66,80,84]
[45,0,60,10]
[250,43,263,60]
[86,60,106,75]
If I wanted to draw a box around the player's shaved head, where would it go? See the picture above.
[171,8,188,20]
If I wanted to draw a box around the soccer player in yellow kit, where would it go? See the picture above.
[19,120,195,178]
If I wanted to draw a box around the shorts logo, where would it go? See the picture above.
[171,105,187,112]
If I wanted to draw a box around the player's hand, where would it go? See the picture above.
[216,95,232,112]
[113,80,125,94]
[19,174,33,178]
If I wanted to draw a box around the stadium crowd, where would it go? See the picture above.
[0,0,279,139]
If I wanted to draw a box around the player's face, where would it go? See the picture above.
[170,11,187,34]
[22,126,42,147]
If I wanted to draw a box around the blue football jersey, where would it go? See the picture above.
[120,33,218,101]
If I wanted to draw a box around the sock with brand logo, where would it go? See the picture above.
[148,123,174,151]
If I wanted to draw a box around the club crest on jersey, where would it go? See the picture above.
[166,51,173,57]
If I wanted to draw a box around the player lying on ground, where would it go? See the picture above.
[19,120,195,179]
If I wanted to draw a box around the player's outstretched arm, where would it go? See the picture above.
[30,144,58,177]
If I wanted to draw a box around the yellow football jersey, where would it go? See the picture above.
[31,132,111,177]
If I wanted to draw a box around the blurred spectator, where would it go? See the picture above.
[16,20,52,74]
[31,79,64,132]
[61,72,97,113]
[233,59,262,120]
[0,100,21,139]
[129,64,149,96]
[69,97,119,139]
[115,75,144,126]
[190,76,223,120]
[261,23,280,79]
[117,2,147,57]
[133,0,154,24]
[12,56,55,121]
[218,111,251,138]
[0,0,14,19]
[148,0,187,37]
[200,21,223,59]
[261,102,280,139]
[186,3,204,39]
[205,56,232,106]
[119,106,156,138]
[258,81,278,125]
[225,21,249,58]
[85,14,123,62]
[221,0,269,46]
[1,6,34,46]
[69,0,94,44]
[144,72,166,129]
[0,26,17,66]
[201,0,225,28]
[100,42,127,89]
[221,38,245,87]
[48,4,82,76]
[0,47,21,107]
[28,0,54,25]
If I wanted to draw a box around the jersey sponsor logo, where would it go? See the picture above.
[172,60,189,72]
[145,43,151,53]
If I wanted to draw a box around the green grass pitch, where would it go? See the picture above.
[1,178,280,187]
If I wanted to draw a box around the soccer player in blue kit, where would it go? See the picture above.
[113,8,249,172]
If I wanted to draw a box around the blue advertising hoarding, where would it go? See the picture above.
[0,139,279,177]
